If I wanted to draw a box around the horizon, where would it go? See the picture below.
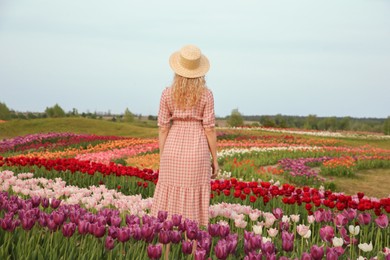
[4,105,388,120]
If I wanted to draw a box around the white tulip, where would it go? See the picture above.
[303,230,311,239]
[290,214,300,223]
[252,224,262,235]
[282,215,290,223]
[358,241,373,252]
[348,225,360,236]
[267,228,278,237]
[332,237,343,247]
[262,237,272,244]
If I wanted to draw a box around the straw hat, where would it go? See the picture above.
[169,45,210,78]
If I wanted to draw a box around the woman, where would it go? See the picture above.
[151,45,218,227]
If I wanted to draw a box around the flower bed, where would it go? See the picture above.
[1,131,390,259]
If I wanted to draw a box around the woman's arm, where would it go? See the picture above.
[204,127,218,178]
[159,126,170,156]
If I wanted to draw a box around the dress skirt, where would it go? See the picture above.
[151,120,211,226]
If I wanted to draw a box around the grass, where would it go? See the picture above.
[325,168,390,198]
[0,118,158,139]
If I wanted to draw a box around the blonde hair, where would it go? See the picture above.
[171,74,207,110]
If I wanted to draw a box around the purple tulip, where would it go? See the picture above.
[162,220,173,231]
[182,240,193,255]
[105,236,115,250]
[314,210,325,223]
[97,216,107,226]
[198,234,212,254]
[157,211,168,222]
[261,241,275,255]
[272,208,283,219]
[279,220,290,231]
[171,214,182,226]
[21,217,35,231]
[244,252,262,260]
[147,243,162,260]
[41,198,49,208]
[219,224,230,238]
[343,208,357,221]
[125,214,140,225]
[319,225,334,242]
[46,218,58,231]
[62,223,76,238]
[194,248,207,260]
[334,213,348,227]
[249,234,261,251]
[50,198,61,209]
[142,215,153,226]
[215,239,229,260]
[38,215,47,227]
[375,214,389,228]
[170,230,182,244]
[1,217,13,231]
[301,252,311,260]
[141,224,155,243]
[158,230,171,244]
[279,257,289,260]
[132,225,142,241]
[110,216,121,227]
[153,222,163,234]
[357,212,371,225]
[92,224,106,238]
[226,234,238,254]
[108,226,118,239]
[117,227,130,242]
[31,196,41,207]
[326,247,340,260]
[281,231,294,252]
[265,253,277,260]
[52,212,65,225]
[323,210,333,222]
[186,224,198,240]
[78,220,89,235]
[310,245,324,260]
[208,223,220,237]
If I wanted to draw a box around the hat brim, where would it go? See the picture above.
[169,51,210,78]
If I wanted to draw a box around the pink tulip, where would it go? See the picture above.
[319,225,334,243]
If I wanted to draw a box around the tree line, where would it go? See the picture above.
[1,102,389,135]
[226,109,390,135]
[0,102,142,123]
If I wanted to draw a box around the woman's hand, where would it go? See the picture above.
[211,161,219,179]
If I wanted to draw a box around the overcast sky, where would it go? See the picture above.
[0,0,389,118]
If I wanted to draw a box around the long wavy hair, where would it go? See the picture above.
[171,74,207,110]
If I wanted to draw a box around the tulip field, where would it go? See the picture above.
[0,127,390,259]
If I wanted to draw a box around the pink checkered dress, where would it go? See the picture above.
[151,87,215,227]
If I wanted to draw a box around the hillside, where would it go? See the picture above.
[0,118,158,139]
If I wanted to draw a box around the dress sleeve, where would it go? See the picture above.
[157,88,171,127]
[202,89,216,128]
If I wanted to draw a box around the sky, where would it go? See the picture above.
[0,0,389,118]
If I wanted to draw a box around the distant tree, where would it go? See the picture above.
[338,116,351,131]
[45,104,66,118]
[274,114,288,128]
[384,116,390,135]
[318,117,337,131]
[0,102,12,120]
[17,113,27,120]
[68,108,79,117]
[260,116,276,127]
[27,112,37,119]
[304,114,318,130]
[148,115,157,121]
[123,108,135,123]
[227,109,244,127]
